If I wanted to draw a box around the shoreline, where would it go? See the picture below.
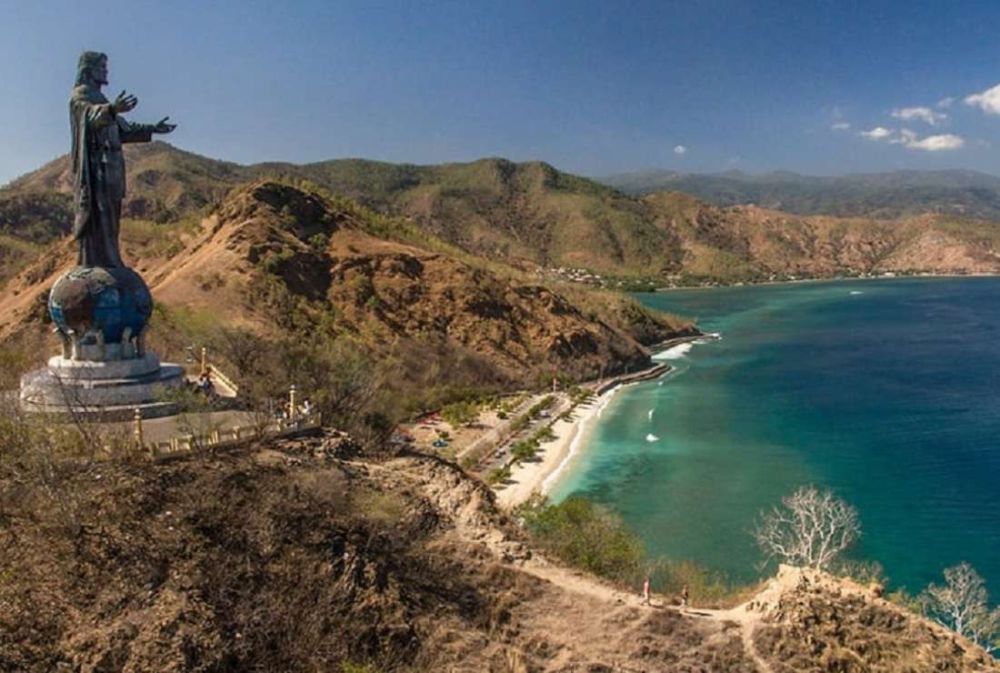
[652,272,1000,293]
[493,337,714,510]
[493,382,623,510]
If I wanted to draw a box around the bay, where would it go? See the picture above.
[549,278,1000,594]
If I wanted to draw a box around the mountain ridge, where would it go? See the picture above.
[599,167,1000,219]
[5,143,1000,290]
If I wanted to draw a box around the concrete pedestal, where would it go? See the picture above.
[19,352,185,420]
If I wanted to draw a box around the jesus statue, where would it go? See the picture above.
[70,51,176,267]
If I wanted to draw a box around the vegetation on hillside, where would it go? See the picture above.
[518,495,738,606]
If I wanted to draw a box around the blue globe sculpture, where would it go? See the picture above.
[49,266,153,343]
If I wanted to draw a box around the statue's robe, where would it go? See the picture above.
[70,84,153,268]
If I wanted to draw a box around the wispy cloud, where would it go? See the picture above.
[903,133,964,151]
[965,83,1000,114]
[860,126,893,140]
[891,106,946,126]
[831,121,851,131]
[673,145,687,156]
[863,126,964,151]
[937,97,955,109]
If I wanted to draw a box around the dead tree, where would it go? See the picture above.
[754,485,860,571]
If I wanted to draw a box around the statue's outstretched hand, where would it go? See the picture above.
[152,117,176,134]
[113,90,138,114]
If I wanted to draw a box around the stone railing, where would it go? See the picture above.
[146,412,322,459]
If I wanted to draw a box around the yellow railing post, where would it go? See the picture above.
[133,407,144,451]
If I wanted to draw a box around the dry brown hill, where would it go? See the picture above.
[0,181,694,397]
[3,430,995,672]
[645,192,1000,283]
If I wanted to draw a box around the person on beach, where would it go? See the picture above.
[642,576,651,606]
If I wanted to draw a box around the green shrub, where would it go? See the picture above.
[519,496,645,584]
[656,559,734,606]
[486,465,511,485]
[441,400,479,427]
[510,440,537,462]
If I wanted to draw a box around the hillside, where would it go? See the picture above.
[3,145,680,278]
[6,144,1000,288]
[601,168,1000,220]
[0,180,694,406]
[2,428,995,672]
[645,192,1000,284]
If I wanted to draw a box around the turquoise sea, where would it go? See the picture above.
[549,278,1000,595]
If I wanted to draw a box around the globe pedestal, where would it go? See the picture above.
[19,266,184,420]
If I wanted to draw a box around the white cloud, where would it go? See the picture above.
[673,145,687,156]
[860,126,893,140]
[903,133,964,151]
[965,83,1000,114]
[890,106,946,126]
[861,125,964,151]
[937,97,955,109]
[831,122,851,131]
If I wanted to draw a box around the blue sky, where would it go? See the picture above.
[5,0,1000,184]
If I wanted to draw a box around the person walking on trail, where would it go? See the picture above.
[680,584,689,608]
[642,576,652,606]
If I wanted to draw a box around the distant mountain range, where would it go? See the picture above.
[5,143,1000,293]
[598,168,1000,220]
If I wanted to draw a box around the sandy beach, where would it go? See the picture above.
[493,337,712,510]
[494,386,621,510]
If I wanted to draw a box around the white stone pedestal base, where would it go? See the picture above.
[19,353,185,420]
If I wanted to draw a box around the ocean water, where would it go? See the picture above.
[549,278,1000,595]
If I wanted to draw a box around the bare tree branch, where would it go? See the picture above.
[753,485,860,571]
[922,562,1000,653]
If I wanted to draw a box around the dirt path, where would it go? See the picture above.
[517,556,808,673]
[520,560,645,608]
[388,452,800,671]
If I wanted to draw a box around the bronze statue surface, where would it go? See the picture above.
[70,51,176,267]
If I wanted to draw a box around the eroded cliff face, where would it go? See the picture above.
[2,432,995,672]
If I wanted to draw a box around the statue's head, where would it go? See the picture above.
[75,51,108,87]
